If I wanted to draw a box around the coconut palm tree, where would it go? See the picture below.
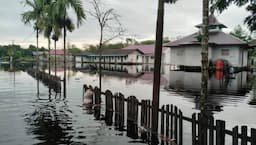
[21,0,47,95]
[52,0,85,97]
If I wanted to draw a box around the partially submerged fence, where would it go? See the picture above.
[27,69,61,93]
[83,84,256,145]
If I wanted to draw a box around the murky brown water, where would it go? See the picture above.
[0,63,255,145]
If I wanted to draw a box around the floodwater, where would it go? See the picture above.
[0,63,256,145]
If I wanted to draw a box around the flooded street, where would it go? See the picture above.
[0,63,256,145]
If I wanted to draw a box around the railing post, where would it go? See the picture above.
[105,90,113,126]
[232,126,238,145]
[216,120,225,145]
[179,110,183,145]
[251,128,256,145]
[192,113,197,145]
[241,126,248,145]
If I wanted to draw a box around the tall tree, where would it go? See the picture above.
[52,0,85,97]
[87,0,125,93]
[151,0,177,143]
[21,0,47,95]
[211,0,256,33]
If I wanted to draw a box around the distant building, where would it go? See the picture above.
[32,51,47,62]
[164,14,248,68]
[74,49,143,64]
[122,44,170,64]
[49,49,72,62]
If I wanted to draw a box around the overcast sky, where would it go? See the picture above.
[0,0,250,49]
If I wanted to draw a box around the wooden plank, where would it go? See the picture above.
[166,105,170,141]
[192,113,197,145]
[208,115,214,145]
[141,100,145,127]
[174,106,178,144]
[161,105,165,139]
[170,104,173,139]
[241,126,247,145]
[251,128,256,145]
[179,110,183,145]
[216,120,225,145]
[232,126,238,145]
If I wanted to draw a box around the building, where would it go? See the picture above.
[49,49,72,62]
[164,14,248,68]
[122,44,170,64]
[74,49,143,64]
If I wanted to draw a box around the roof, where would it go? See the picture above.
[122,44,168,55]
[165,31,247,47]
[196,14,227,29]
[122,44,155,54]
[49,49,69,55]
[101,49,143,56]
[249,40,256,47]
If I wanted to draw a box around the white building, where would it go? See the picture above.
[165,14,248,68]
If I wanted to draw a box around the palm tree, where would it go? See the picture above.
[244,3,256,33]
[21,0,47,95]
[52,0,85,97]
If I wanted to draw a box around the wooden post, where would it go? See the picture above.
[152,0,165,143]
[161,105,165,140]
[174,106,178,144]
[241,126,247,145]
[170,104,173,139]
[179,110,183,145]
[232,126,238,145]
[105,90,113,126]
[216,120,225,145]
[251,128,256,145]
[94,87,101,120]
[209,115,214,145]
[192,113,197,145]
[166,105,170,140]
[127,96,139,139]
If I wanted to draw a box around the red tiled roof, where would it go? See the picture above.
[49,49,66,55]
[122,44,168,55]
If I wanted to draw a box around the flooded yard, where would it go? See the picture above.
[0,63,256,145]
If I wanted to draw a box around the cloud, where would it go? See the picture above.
[0,0,250,48]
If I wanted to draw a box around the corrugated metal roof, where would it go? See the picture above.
[164,31,247,47]
[249,40,256,47]
[196,14,227,28]
[122,44,155,54]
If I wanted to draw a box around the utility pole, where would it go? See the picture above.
[152,0,164,144]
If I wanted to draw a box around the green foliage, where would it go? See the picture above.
[210,0,256,33]
[230,25,252,42]
[68,44,82,54]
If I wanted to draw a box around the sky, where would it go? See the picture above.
[0,0,250,49]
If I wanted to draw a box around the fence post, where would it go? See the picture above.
[241,126,247,145]
[192,113,197,145]
[127,96,139,139]
[160,105,165,141]
[216,120,225,145]
[174,106,178,144]
[105,90,113,126]
[209,115,214,145]
[171,104,173,140]
[251,128,256,145]
[94,87,101,120]
[166,105,170,141]
[232,126,238,145]
[179,110,183,145]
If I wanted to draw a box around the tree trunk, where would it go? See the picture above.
[201,0,209,107]
[54,40,57,77]
[99,26,103,93]
[36,28,39,96]
[48,38,51,75]
[151,0,164,143]
[64,19,67,98]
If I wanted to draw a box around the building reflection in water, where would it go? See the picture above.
[167,70,249,111]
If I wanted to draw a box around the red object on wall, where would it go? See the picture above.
[215,59,224,70]
[215,70,224,80]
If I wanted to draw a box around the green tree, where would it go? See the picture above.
[230,25,252,42]
[52,0,85,96]
[211,0,256,33]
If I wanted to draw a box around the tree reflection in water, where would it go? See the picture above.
[24,93,86,145]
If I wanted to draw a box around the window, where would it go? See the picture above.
[137,55,139,60]
[221,49,229,56]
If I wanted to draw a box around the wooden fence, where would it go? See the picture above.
[27,69,61,93]
[83,84,256,145]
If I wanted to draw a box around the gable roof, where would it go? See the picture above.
[164,31,247,47]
